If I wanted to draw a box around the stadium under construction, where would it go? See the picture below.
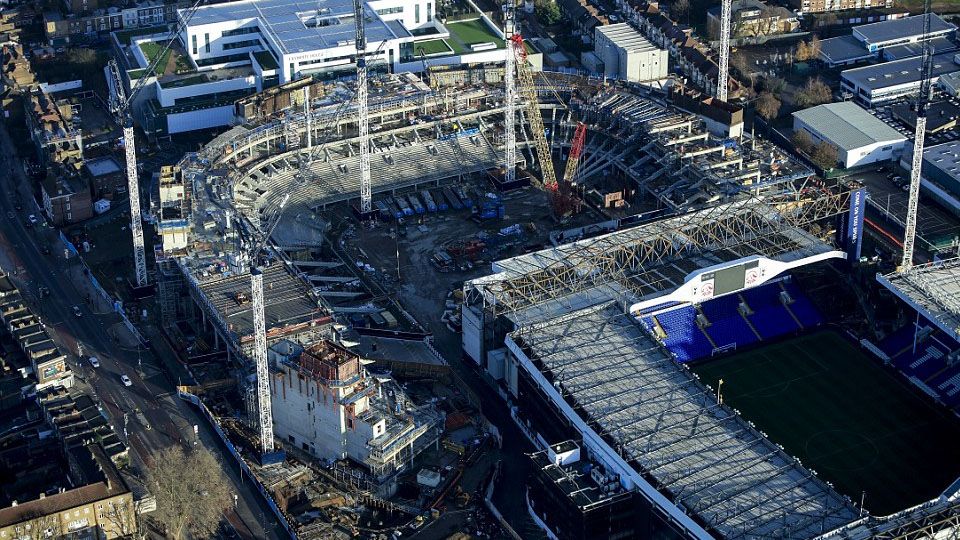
[151,66,960,539]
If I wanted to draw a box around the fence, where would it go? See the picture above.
[177,390,297,539]
[483,462,522,540]
[57,231,147,345]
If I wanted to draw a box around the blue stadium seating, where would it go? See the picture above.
[644,280,822,363]
[700,294,758,350]
[742,285,801,338]
[643,306,714,363]
[879,319,960,413]
[879,324,916,361]
[782,282,822,329]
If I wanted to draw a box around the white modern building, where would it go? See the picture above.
[268,339,441,483]
[121,0,513,133]
[853,13,955,54]
[840,52,960,107]
[594,23,667,83]
[792,101,907,169]
[819,14,956,69]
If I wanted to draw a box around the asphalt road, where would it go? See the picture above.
[0,121,286,540]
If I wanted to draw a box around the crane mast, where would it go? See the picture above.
[511,34,557,188]
[717,0,732,101]
[503,1,517,184]
[901,0,934,270]
[562,122,587,184]
[250,267,273,454]
[108,66,149,287]
[355,0,372,214]
[107,0,204,287]
[247,194,289,456]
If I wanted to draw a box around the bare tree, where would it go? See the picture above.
[795,36,822,62]
[672,0,690,24]
[792,130,814,154]
[795,77,833,108]
[16,512,62,540]
[820,12,840,28]
[810,141,839,170]
[755,92,782,120]
[731,52,756,90]
[148,447,232,540]
[806,36,821,58]
[101,497,144,540]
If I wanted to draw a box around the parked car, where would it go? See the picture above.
[120,374,132,387]
[72,305,82,317]
[89,357,100,368]
[27,214,38,225]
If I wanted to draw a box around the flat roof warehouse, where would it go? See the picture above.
[792,102,905,152]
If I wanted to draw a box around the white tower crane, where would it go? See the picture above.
[247,194,290,456]
[107,0,204,287]
[717,0,732,102]
[503,0,517,185]
[901,0,935,270]
[354,0,372,214]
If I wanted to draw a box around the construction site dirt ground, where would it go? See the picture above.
[78,210,158,300]
[341,184,605,331]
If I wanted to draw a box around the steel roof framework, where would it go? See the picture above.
[512,303,859,539]
[468,191,853,316]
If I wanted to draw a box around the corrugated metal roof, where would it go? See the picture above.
[792,102,905,151]
[596,23,659,53]
[841,52,960,91]
[854,13,955,45]
[819,35,873,64]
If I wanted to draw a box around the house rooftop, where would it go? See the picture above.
[84,156,122,178]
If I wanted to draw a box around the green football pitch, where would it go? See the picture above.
[692,331,960,516]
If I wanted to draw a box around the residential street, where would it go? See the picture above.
[0,121,287,540]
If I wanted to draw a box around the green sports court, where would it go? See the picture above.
[691,330,960,515]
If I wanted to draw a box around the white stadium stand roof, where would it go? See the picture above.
[469,194,851,315]
[877,258,960,343]
[509,302,860,538]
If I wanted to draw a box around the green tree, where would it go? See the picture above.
[148,446,232,540]
[535,0,562,26]
[672,0,690,24]
[762,76,787,97]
